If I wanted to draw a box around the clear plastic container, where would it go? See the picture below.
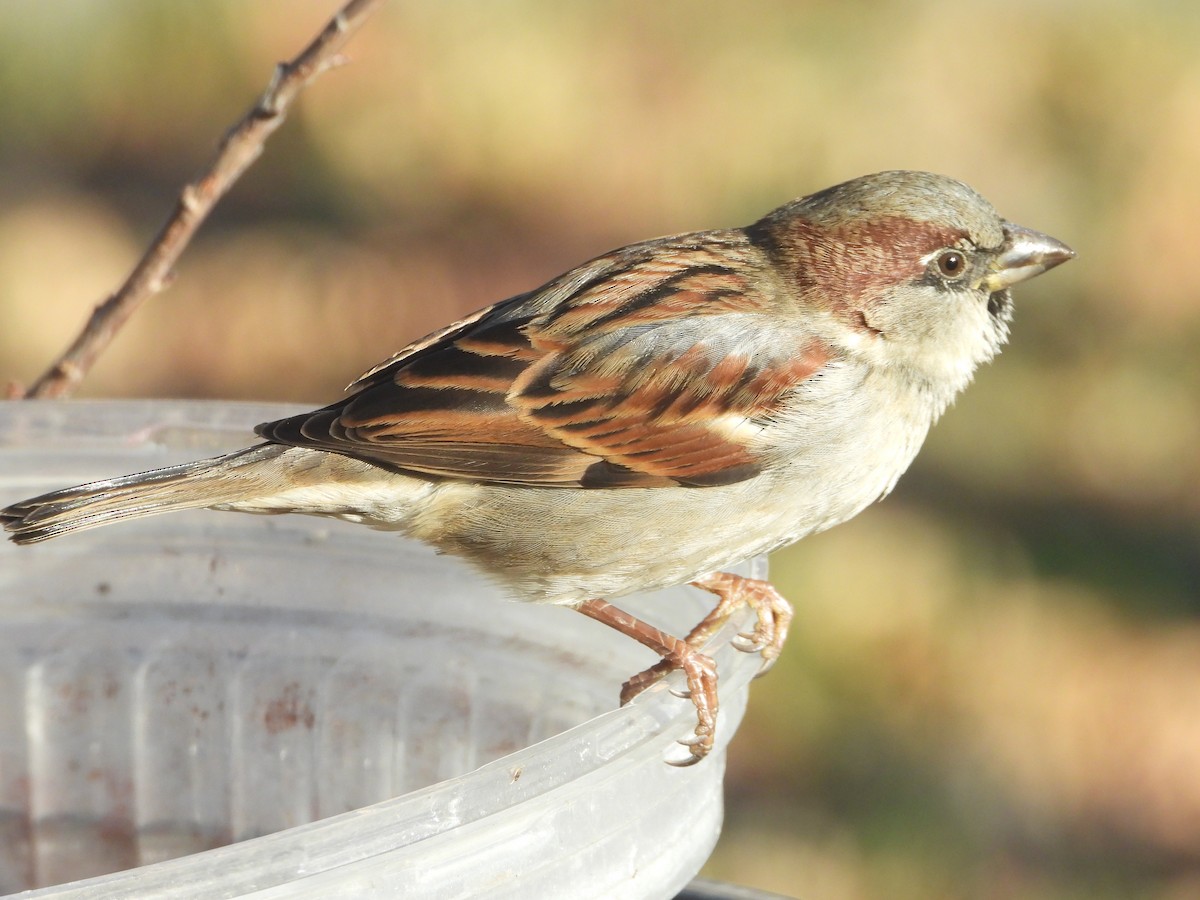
[0,401,763,899]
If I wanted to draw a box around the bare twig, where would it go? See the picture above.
[21,0,386,399]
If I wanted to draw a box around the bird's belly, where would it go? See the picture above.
[410,439,918,605]
[401,366,935,605]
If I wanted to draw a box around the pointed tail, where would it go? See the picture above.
[2,443,289,545]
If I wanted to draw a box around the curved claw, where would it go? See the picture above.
[688,572,793,678]
[732,634,766,654]
[755,655,779,678]
[666,752,703,768]
[676,731,710,748]
[669,684,693,699]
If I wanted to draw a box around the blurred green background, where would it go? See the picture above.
[2,2,1198,897]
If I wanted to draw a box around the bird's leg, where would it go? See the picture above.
[621,573,793,703]
[576,598,718,766]
[699,572,793,673]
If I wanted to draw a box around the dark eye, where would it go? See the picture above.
[935,250,967,279]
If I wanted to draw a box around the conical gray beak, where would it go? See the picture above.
[983,223,1075,292]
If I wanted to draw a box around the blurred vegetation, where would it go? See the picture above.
[2,2,1198,897]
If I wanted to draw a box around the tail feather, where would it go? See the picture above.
[2,444,288,545]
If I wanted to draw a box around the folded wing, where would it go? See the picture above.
[258,232,834,488]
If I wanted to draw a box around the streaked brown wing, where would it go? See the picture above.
[257,231,835,488]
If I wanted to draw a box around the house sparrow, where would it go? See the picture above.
[2,171,1074,764]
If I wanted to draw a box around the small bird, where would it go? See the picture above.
[2,171,1073,763]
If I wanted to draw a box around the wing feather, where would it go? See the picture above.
[257,231,835,488]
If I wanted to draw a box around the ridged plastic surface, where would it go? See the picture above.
[0,401,762,899]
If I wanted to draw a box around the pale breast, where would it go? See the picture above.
[407,361,938,605]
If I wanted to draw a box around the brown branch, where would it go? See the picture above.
[20,0,386,399]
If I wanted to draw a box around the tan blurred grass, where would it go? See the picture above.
[2,2,1199,897]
